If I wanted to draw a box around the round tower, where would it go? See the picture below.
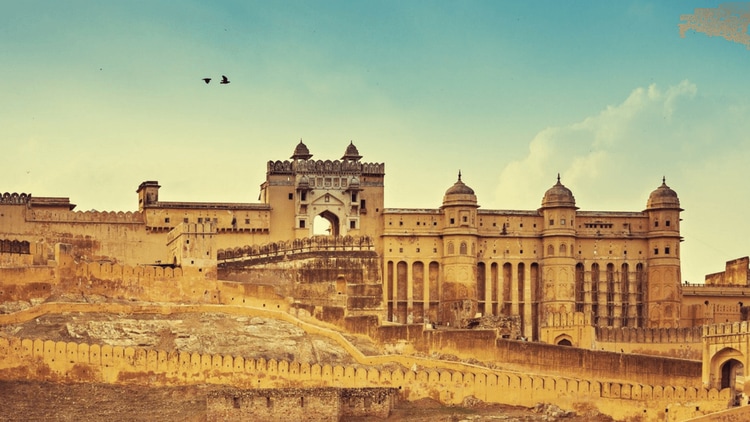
[439,171,480,327]
[539,175,578,318]
[645,177,683,328]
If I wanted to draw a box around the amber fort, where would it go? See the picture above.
[2,140,750,420]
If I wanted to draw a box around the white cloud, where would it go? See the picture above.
[494,80,698,211]
[493,79,750,283]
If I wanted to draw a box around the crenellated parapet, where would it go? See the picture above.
[703,320,750,338]
[597,326,703,344]
[75,261,184,281]
[0,192,31,205]
[27,209,144,224]
[542,311,591,328]
[267,159,385,176]
[218,235,375,262]
[0,334,732,421]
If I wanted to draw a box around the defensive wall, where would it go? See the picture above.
[374,324,702,387]
[206,387,397,421]
[595,325,703,359]
[0,301,731,421]
[218,235,383,316]
[0,334,729,422]
[0,254,289,310]
[28,209,143,223]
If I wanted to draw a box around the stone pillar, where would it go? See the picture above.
[523,263,533,339]
[511,264,519,316]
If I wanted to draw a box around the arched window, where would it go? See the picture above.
[447,242,455,255]
[460,242,467,255]
[559,243,567,256]
[547,245,554,256]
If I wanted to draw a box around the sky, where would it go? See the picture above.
[1,1,749,284]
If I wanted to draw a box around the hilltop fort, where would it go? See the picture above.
[2,141,750,421]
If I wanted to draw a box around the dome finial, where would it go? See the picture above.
[557,173,561,184]
[662,175,666,185]
[291,139,313,160]
[458,170,462,181]
[341,141,362,161]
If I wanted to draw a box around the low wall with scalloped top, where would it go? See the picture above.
[0,334,732,422]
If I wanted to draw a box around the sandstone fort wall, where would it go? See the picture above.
[375,324,702,387]
[0,334,730,422]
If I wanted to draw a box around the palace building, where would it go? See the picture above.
[7,140,750,420]
[1,141,692,340]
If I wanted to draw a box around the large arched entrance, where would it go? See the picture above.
[709,347,745,392]
[721,358,744,391]
[313,210,340,236]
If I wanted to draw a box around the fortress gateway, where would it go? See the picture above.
[2,141,750,420]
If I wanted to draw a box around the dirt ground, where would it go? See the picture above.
[0,381,615,422]
[350,397,616,422]
[0,309,615,421]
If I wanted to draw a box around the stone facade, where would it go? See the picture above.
[5,141,750,420]
[0,141,713,342]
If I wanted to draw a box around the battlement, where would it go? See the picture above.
[267,159,385,176]
[597,326,703,344]
[542,311,591,328]
[703,321,750,337]
[0,334,731,421]
[27,209,144,224]
[75,261,184,281]
[0,192,31,205]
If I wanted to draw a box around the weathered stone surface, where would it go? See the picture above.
[0,312,363,364]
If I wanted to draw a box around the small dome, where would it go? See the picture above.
[298,175,310,188]
[349,176,360,188]
[445,172,475,196]
[442,171,477,206]
[647,177,681,209]
[291,140,313,160]
[541,175,576,208]
[341,141,362,161]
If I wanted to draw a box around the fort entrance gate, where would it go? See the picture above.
[703,322,750,396]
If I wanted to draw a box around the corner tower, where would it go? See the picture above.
[540,175,578,321]
[645,178,683,328]
[137,181,160,212]
[439,172,480,327]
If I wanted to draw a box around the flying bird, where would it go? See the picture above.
[220,75,230,84]
[202,78,211,84]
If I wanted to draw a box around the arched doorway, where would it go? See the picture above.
[313,210,339,236]
[554,334,574,347]
[709,347,745,392]
[721,358,744,391]
[336,275,346,295]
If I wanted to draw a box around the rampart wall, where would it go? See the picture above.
[27,210,143,224]
[703,321,750,337]
[0,302,735,421]
[376,324,703,387]
[0,332,730,422]
[206,387,397,421]
[595,326,704,359]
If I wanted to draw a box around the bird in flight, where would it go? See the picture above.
[202,78,211,84]
[220,75,230,84]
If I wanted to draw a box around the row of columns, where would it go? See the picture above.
[385,260,538,339]
[575,263,646,328]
